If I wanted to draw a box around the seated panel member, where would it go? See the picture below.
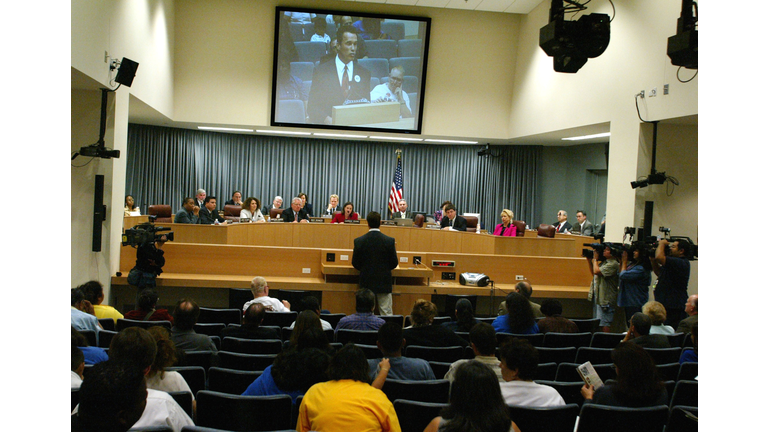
[553,210,572,233]
[324,194,342,216]
[393,199,412,220]
[263,195,283,218]
[332,201,358,223]
[225,191,243,207]
[282,197,310,223]
[440,204,467,231]
[298,192,313,217]
[174,197,200,224]
[198,196,227,225]
[370,66,413,118]
[493,209,517,237]
[240,197,266,223]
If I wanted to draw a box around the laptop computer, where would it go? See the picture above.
[394,218,414,227]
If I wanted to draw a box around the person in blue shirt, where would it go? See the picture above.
[492,292,539,334]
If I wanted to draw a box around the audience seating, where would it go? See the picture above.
[589,332,625,348]
[294,41,326,63]
[404,345,465,363]
[275,99,304,123]
[670,380,698,408]
[194,323,226,338]
[666,332,686,347]
[275,289,319,313]
[656,362,682,382]
[645,347,683,365]
[228,288,252,310]
[455,331,470,343]
[571,318,601,333]
[682,332,693,348]
[512,220,527,236]
[365,39,397,59]
[319,313,345,329]
[388,57,421,80]
[98,318,116,331]
[358,58,390,80]
[381,379,450,404]
[428,361,452,379]
[535,362,558,381]
[413,213,425,227]
[116,318,172,332]
[555,362,616,383]
[167,366,207,396]
[262,311,298,328]
[577,404,669,432]
[357,343,383,360]
[335,329,379,345]
[396,38,422,58]
[207,367,263,395]
[176,350,215,371]
[198,308,241,326]
[542,332,592,349]
[98,329,117,348]
[269,208,283,219]
[217,351,277,372]
[463,215,479,231]
[507,403,580,432]
[221,337,283,355]
[535,380,585,407]
[147,204,173,223]
[497,332,544,347]
[536,346,577,364]
[195,391,293,431]
[290,61,314,81]
[537,224,556,238]
[80,329,98,347]
[167,391,194,418]
[381,21,406,42]
[377,314,405,327]
[444,294,478,320]
[677,362,697,381]
[392,399,448,432]
[71,388,79,412]
[666,405,698,432]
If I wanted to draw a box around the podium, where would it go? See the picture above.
[332,102,400,125]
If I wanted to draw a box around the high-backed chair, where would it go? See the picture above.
[577,404,669,432]
[319,312,346,329]
[228,288,253,310]
[670,380,698,408]
[512,220,527,236]
[542,332,592,349]
[397,38,422,58]
[223,205,241,222]
[365,39,397,59]
[404,345,465,363]
[148,205,173,223]
[377,314,405,327]
[217,351,277,372]
[571,318,601,333]
[507,403,580,432]
[589,332,625,348]
[269,208,284,219]
[115,318,172,332]
[207,367,264,395]
[195,391,293,431]
[381,379,450,403]
[537,224,556,238]
[381,21,406,42]
[413,213,426,227]
[276,99,306,124]
[463,215,479,231]
[575,347,614,364]
[393,399,447,432]
[166,366,207,396]
[290,61,315,81]
[198,308,241,325]
[358,58,390,80]
[294,41,326,63]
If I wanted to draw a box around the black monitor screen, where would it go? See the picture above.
[271,7,431,134]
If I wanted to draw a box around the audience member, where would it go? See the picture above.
[354,17,391,40]
[124,288,174,323]
[650,238,691,329]
[72,326,108,365]
[440,204,467,231]
[498,338,565,407]
[79,280,124,323]
[242,346,331,403]
[124,194,140,216]
[171,298,218,352]
[297,344,400,432]
[444,322,503,382]
[335,288,386,333]
[537,299,579,334]
[497,281,544,318]
[367,322,435,381]
[677,294,698,335]
[571,210,594,236]
[71,360,148,432]
[493,209,517,237]
[424,360,520,432]
[242,276,290,312]
[622,313,671,348]
[221,303,280,340]
[224,191,243,207]
[71,343,85,389]
[71,288,102,333]
[282,197,310,223]
[174,197,200,224]
[145,326,195,405]
[332,201,358,223]
[107,327,195,431]
[288,296,333,330]
[441,298,478,333]
[586,243,623,333]
[553,210,572,233]
[581,342,668,407]
[352,212,399,316]
[679,322,698,364]
[370,66,413,118]
[198,196,227,225]
[492,292,539,334]
[310,17,330,44]
[402,299,468,348]
[289,310,326,346]
[240,197,266,222]
[642,301,675,334]
[618,244,652,319]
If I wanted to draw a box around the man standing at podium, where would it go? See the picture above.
[352,212,399,315]
[307,24,371,125]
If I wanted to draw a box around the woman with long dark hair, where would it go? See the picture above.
[492,292,539,334]
[618,244,652,319]
[424,360,520,432]
[581,342,668,407]
[442,298,478,333]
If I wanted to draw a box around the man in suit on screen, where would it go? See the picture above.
[352,212,399,315]
[307,24,371,125]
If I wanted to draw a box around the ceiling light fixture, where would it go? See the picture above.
[369,136,423,141]
[198,126,254,132]
[424,139,479,144]
[314,133,369,138]
[561,132,611,141]
[255,129,312,135]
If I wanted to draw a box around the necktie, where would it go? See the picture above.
[342,65,350,99]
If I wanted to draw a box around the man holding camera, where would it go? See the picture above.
[650,238,690,329]
[127,234,168,289]
[586,243,623,333]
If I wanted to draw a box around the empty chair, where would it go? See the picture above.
[535,380,585,407]
[222,204,241,222]
[97,329,117,348]
[645,347,682,365]
[208,367,263,395]
[289,21,308,42]
[577,404,669,432]
[381,21,406,42]
[196,391,293,431]
[535,362,558,381]
[397,38,422,58]
[666,332,686,347]
[166,366,206,396]
[290,61,314,81]
[176,350,214,371]
[381,379,450,403]
[656,362,681,382]
[575,347,614,365]
[116,318,172,332]
[228,288,253,310]
[590,332,625,348]
[666,405,698,432]
[217,351,277,372]
[275,99,306,124]
[536,347,577,365]
[670,380,698,408]
[571,318,601,333]
[319,313,346,329]
[377,314,404,327]
[404,345,464,363]
[393,399,447,432]
[542,332,592,348]
[365,39,397,59]
[388,57,421,79]
[197,308,241,325]
[335,329,379,345]
[507,403,580,432]
[356,343,384,360]
[497,332,544,347]
[512,220,527,236]
[221,337,283,355]
[677,362,698,381]
[167,391,194,418]
[193,323,226,338]
[262,311,298,328]
[428,361,452,379]
[294,41,327,63]
[358,58,390,80]
[148,204,172,223]
[402,75,419,93]
[80,329,98,347]
[537,224,556,238]
[98,318,116,331]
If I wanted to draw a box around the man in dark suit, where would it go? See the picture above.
[440,204,467,231]
[393,199,413,220]
[281,197,309,223]
[553,209,572,233]
[175,197,200,224]
[220,303,280,340]
[307,24,372,125]
[198,196,227,224]
[623,313,671,348]
[352,212,399,315]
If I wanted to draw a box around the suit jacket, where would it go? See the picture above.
[198,206,225,224]
[440,215,468,231]
[307,57,372,124]
[572,220,595,236]
[174,208,199,224]
[493,223,516,237]
[553,221,572,233]
[281,207,309,223]
[352,230,399,294]
[393,211,413,220]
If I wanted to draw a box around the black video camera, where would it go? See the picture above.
[122,219,174,247]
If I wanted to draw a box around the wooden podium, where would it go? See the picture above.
[333,102,400,125]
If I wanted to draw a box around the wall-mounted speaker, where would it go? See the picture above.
[115,57,139,87]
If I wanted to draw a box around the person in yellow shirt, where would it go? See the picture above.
[297,344,400,432]
[79,281,124,324]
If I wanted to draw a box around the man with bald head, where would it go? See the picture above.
[677,294,698,335]
[170,298,217,352]
[281,197,310,223]
[497,281,544,318]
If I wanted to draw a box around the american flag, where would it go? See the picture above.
[388,152,403,216]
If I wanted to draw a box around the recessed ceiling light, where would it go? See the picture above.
[369,136,423,141]
[561,132,611,141]
[255,129,312,135]
[314,133,369,138]
[424,139,479,144]
[198,126,254,132]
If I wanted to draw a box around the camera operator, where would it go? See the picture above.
[650,238,690,329]
[127,234,168,289]
[586,243,624,333]
[618,244,652,320]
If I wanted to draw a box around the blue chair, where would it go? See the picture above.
[294,41,327,63]
[290,61,314,81]
[275,99,306,124]
[397,39,422,58]
[358,58,390,80]
[388,57,421,79]
[365,39,398,59]
[381,21,406,42]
